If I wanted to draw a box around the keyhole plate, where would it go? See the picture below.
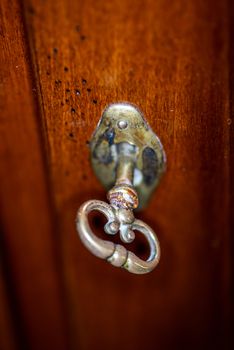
[89,102,166,209]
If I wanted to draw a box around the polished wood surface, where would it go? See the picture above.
[0,0,69,348]
[0,0,232,349]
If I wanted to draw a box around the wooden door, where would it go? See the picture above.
[0,0,233,349]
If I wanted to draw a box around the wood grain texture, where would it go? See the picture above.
[230,0,234,337]
[0,0,232,349]
[23,0,232,348]
[0,0,69,349]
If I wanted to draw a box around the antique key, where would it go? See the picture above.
[76,103,166,274]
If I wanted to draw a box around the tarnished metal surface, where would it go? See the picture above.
[90,103,166,209]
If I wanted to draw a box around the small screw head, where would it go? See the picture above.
[117,120,128,129]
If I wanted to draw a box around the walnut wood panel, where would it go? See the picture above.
[0,0,232,349]
[23,0,232,348]
[0,0,69,349]
[230,0,234,335]
[23,0,232,349]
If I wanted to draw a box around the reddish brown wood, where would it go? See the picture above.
[0,0,232,349]
[0,0,69,349]
[21,0,232,349]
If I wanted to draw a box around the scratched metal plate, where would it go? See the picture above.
[90,103,166,209]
